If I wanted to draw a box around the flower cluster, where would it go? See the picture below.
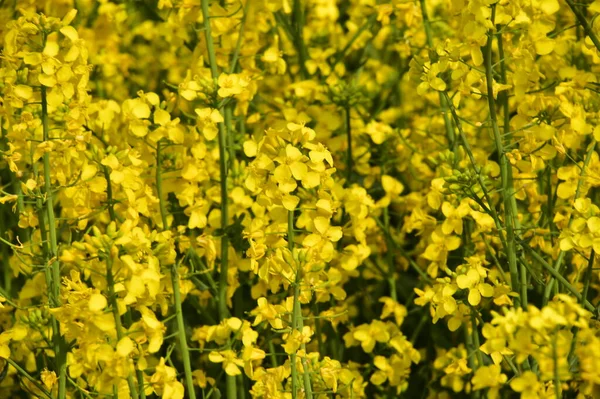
[0,0,599,399]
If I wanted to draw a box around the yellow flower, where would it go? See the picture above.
[479,324,513,365]
[456,268,494,306]
[195,108,224,140]
[471,365,507,398]
[379,297,407,325]
[217,73,249,98]
[417,62,447,94]
[208,350,244,376]
[509,371,544,399]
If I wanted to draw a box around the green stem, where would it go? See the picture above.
[524,245,595,312]
[201,1,236,397]
[156,141,169,230]
[41,85,67,399]
[442,92,515,295]
[13,175,30,243]
[288,210,313,399]
[312,302,325,356]
[104,165,146,399]
[484,5,524,308]
[419,0,455,150]
[106,255,139,399]
[171,264,197,399]
[345,106,353,184]
[156,141,196,399]
[543,141,597,306]
[553,334,561,398]
[567,249,595,365]
[565,0,600,52]
[103,166,117,222]
[470,314,483,368]
[125,311,147,399]
[269,338,278,367]
[289,212,299,399]
[464,324,477,372]
[291,0,309,79]
[5,358,53,399]
[228,1,249,74]
[383,208,397,302]
[0,207,11,294]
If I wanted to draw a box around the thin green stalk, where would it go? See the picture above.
[103,166,117,222]
[291,0,309,79]
[125,311,147,399]
[201,1,236,396]
[228,1,249,74]
[269,338,278,367]
[103,162,146,399]
[333,14,377,65]
[443,92,517,301]
[13,175,30,243]
[565,0,600,52]
[581,250,595,307]
[470,314,483,368]
[156,141,169,230]
[543,141,597,306]
[156,142,197,399]
[553,334,561,398]
[524,245,595,312]
[225,106,235,173]
[202,0,220,79]
[419,0,455,150]
[5,358,54,399]
[288,210,313,399]
[312,302,325,356]
[289,211,299,399]
[484,5,524,309]
[0,207,11,293]
[567,249,595,365]
[374,216,433,283]
[171,264,197,399]
[345,106,353,183]
[383,208,397,302]
[41,85,67,399]
[496,25,510,136]
[464,323,477,372]
[106,255,139,399]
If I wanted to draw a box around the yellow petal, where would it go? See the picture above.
[203,125,218,141]
[468,289,481,306]
[60,26,79,41]
[132,101,151,119]
[282,195,299,211]
[154,109,171,126]
[39,73,57,87]
[243,141,257,157]
[14,85,33,100]
[116,337,135,357]
[88,293,107,312]
[289,161,308,180]
[224,362,241,376]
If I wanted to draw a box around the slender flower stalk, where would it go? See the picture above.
[419,0,455,150]
[106,254,140,399]
[200,1,237,396]
[288,210,313,399]
[41,85,68,399]
[156,140,197,399]
[542,141,597,306]
[102,158,147,399]
[483,5,524,308]
[345,106,353,184]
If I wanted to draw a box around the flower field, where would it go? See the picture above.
[1,0,600,398]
